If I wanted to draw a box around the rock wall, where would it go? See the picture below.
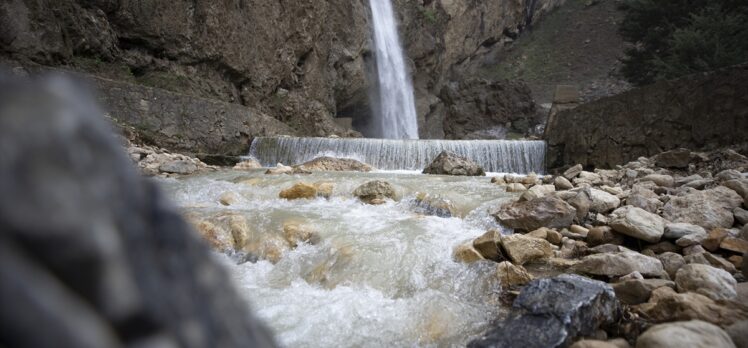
[545,64,748,169]
[0,0,564,146]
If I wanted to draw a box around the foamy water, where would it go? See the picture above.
[158,170,518,347]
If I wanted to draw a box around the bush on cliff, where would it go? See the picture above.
[618,0,748,85]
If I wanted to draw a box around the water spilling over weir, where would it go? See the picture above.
[249,136,547,174]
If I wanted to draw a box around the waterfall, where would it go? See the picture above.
[249,137,547,174]
[368,0,419,139]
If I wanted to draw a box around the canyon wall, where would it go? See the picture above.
[545,64,748,169]
[1,0,564,151]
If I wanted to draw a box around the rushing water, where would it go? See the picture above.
[368,0,419,139]
[158,169,520,347]
[250,136,547,174]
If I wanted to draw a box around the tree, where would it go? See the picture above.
[618,0,748,85]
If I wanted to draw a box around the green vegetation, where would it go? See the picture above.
[619,0,748,85]
[420,7,438,24]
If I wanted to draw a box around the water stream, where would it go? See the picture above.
[368,0,419,139]
[158,169,520,347]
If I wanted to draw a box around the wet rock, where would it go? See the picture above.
[252,235,290,264]
[496,261,533,287]
[469,274,619,348]
[282,222,321,247]
[612,279,675,305]
[555,176,574,190]
[721,237,748,254]
[413,192,455,218]
[312,182,334,199]
[587,226,625,247]
[639,174,675,187]
[500,234,553,265]
[639,287,748,325]
[265,163,294,175]
[195,220,234,251]
[663,186,743,230]
[675,264,737,300]
[219,191,241,206]
[221,214,251,249]
[665,222,707,239]
[422,151,485,176]
[159,159,198,174]
[494,196,576,231]
[654,148,691,168]
[233,159,263,170]
[453,243,485,263]
[279,182,318,200]
[520,184,556,202]
[636,320,736,348]
[293,156,373,172]
[564,164,584,180]
[589,188,621,213]
[609,206,666,243]
[573,251,665,278]
[505,183,528,192]
[353,180,396,204]
[473,230,504,262]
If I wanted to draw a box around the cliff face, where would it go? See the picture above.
[1,0,563,146]
[544,64,748,169]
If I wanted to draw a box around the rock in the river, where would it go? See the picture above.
[422,151,485,176]
[195,220,235,251]
[520,184,556,202]
[159,159,199,175]
[573,251,665,278]
[675,264,737,300]
[453,243,485,263]
[663,186,743,230]
[496,261,533,287]
[219,191,242,206]
[469,274,620,348]
[609,206,666,243]
[0,77,277,347]
[265,163,294,175]
[473,229,504,262]
[353,180,397,204]
[279,182,318,200]
[282,222,321,247]
[234,159,263,170]
[612,279,675,305]
[636,320,736,348]
[665,223,707,239]
[413,192,456,218]
[293,156,373,172]
[500,234,553,265]
[654,148,691,168]
[494,196,576,231]
[312,182,334,199]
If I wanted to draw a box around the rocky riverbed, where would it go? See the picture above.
[152,148,748,347]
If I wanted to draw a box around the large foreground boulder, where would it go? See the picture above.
[422,151,485,176]
[469,274,620,348]
[493,196,576,231]
[0,76,276,347]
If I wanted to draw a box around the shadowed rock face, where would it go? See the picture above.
[0,74,276,347]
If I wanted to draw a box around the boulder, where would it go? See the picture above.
[265,163,294,175]
[663,187,743,230]
[675,230,708,247]
[703,228,729,252]
[636,320,736,348]
[639,287,748,325]
[159,159,198,175]
[573,251,665,278]
[412,193,455,218]
[422,151,485,176]
[453,243,485,263]
[725,321,748,348]
[586,226,624,247]
[685,252,737,274]
[494,196,576,231]
[657,252,686,279]
[722,179,748,201]
[472,230,504,262]
[567,188,592,221]
[626,185,663,214]
[609,206,666,243]
[675,264,737,301]
[520,184,556,202]
[589,188,621,213]
[353,180,396,204]
[220,214,252,249]
[505,183,528,192]
[496,261,533,287]
[734,207,748,225]
[469,275,620,348]
[564,164,584,180]
[639,174,675,187]
[721,237,748,254]
[500,234,553,265]
[665,223,707,239]
[654,148,691,168]
[194,220,234,251]
[233,159,263,170]
[282,222,321,247]
[293,156,373,172]
[312,182,334,199]
[612,279,675,305]
[279,182,318,200]
[554,176,574,190]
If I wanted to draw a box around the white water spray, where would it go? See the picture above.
[369,0,419,139]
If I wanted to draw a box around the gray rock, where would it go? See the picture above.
[657,252,686,279]
[663,187,743,230]
[469,275,620,348]
[609,206,666,243]
[554,176,574,190]
[716,170,744,182]
[589,188,621,213]
[675,230,708,247]
[573,251,665,278]
[494,196,576,232]
[675,264,737,301]
[520,184,556,202]
[639,174,675,187]
[567,188,592,221]
[612,279,675,305]
[626,184,663,214]
[674,174,704,187]
[636,320,736,348]
[422,151,485,176]
[665,222,707,239]
[654,148,691,168]
[564,164,584,180]
[0,76,277,348]
[353,180,397,204]
[725,320,748,348]
[159,159,198,174]
[734,207,748,225]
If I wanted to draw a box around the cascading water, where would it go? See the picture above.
[249,136,547,174]
[368,0,419,139]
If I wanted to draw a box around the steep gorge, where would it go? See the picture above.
[0,0,564,150]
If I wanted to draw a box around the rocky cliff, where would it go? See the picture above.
[1,0,564,148]
[545,64,748,169]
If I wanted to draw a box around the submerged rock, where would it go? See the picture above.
[494,196,576,231]
[422,151,485,176]
[353,180,397,204]
[469,274,620,348]
[636,320,736,348]
[293,156,374,172]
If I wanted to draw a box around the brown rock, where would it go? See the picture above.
[573,251,665,278]
[473,230,504,262]
[638,287,748,326]
[720,237,748,254]
[453,243,485,264]
[293,156,373,172]
[500,234,553,265]
[547,229,563,245]
[702,228,729,252]
[493,196,576,232]
[663,187,743,230]
[587,226,624,247]
[219,191,241,206]
[657,252,686,279]
[279,182,318,200]
[495,261,533,287]
[282,222,321,247]
[353,180,397,204]
[612,279,675,305]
